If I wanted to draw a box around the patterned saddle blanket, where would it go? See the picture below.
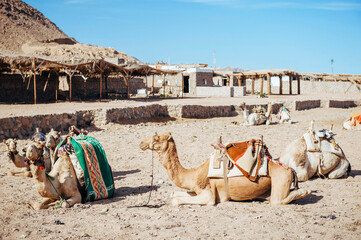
[55,135,114,202]
[207,139,268,181]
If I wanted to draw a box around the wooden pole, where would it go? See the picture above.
[32,58,37,104]
[163,74,166,98]
[260,77,264,94]
[279,75,283,95]
[99,72,103,101]
[105,75,108,99]
[69,73,72,102]
[237,76,241,86]
[55,73,58,103]
[181,74,184,98]
[267,73,271,96]
[297,76,301,95]
[127,76,130,99]
[289,74,292,95]
[145,74,148,97]
[152,74,155,97]
[226,75,230,86]
[251,78,255,94]
[83,78,86,101]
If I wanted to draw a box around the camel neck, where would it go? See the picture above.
[158,141,193,190]
[30,163,47,183]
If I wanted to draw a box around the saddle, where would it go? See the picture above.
[303,129,344,157]
[207,139,267,182]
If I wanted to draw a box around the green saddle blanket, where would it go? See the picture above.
[55,135,114,202]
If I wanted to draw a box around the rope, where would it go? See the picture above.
[46,173,69,208]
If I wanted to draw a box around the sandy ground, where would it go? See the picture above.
[0,100,361,240]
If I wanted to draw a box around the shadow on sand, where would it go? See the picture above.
[112,169,141,181]
[293,191,323,205]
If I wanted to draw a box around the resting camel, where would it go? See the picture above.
[240,102,273,125]
[279,121,351,182]
[139,132,311,206]
[276,107,292,124]
[45,129,62,166]
[25,139,82,210]
[3,138,32,177]
[343,111,361,130]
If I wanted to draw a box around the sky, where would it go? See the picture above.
[24,0,361,74]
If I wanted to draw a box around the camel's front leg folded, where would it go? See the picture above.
[171,190,215,206]
[9,170,32,177]
[32,198,57,210]
[60,192,82,208]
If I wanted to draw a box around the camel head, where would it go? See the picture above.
[69,125,89,136]
[140,132,173,152]
[45,129,61,149]
[25,141,45,162]
[3,138,17,152]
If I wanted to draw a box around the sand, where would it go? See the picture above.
[0,99,361,240]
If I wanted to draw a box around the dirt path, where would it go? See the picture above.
[0,105,360,240]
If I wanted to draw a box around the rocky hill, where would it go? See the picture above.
[0,0,139,64]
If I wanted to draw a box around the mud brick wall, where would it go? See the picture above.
[294,100,321,111]
[329,100,357,108]
[181,105,234,118]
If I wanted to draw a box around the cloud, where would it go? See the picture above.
[176,0,361,11]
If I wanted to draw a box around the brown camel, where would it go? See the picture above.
[45,128,62,166]
[25,140,82,210]
[139,132,311,206]
[3,138,32,177]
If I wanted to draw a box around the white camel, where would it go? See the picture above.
[240,102,273,125]
[279,121,351,181]
[276,107,292,124]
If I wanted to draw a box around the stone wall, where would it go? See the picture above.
[1,100,360,140]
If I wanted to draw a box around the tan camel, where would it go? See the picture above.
[45,128,62,166]
[139,132,311,206]
[3,138,32,177]
[25,140,82,210]
[240,102,273,125]
[279,121,351,182]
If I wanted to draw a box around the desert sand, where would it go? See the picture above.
[0,98,360,240]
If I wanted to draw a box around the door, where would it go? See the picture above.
[183,76,189,93]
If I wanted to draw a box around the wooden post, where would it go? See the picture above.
[99,72,102,101]
[267,73,271,96]
[251,78,255,94]
[181,74,184,98]
[237,76,241,86]
[145,74,148,97]
[226,75,230,86]
[83,78,86,101]
[105,75,108,99]
[260,77,264,94]
[152,74,155,97]
[69,73,72,102]
[297,76,301,95]
[163,74,166,98]
[127,76,131,99]
[279,75,283,95]
[55,73,58,103]
[32,58,37,104]
[289,74,292,95]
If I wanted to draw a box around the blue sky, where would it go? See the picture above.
[25,0,361,74]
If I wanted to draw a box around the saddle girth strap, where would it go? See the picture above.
[222,152,231,201]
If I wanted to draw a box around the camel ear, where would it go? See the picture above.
[167,133,172,140]
[14,138,17,142]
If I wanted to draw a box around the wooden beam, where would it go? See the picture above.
[83,78,86,101]
[279,75,283,95]
[105,75,108,99]
[267,73,271,96]
[227,75,230,86]
[289,74,292,95]
[260,77,264,94]
[69,74,72,102]
[55,73,58,103]
[163,74,166,98]
[32,58,37,104]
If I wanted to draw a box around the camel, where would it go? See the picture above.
[32,128,52,172]
[45,128,62,166]
[69,125,89,136]
[139,132,311,206]
[276,107,292,124]
[240,102,273,125]
[279,121,351,182]
[3,138,32,177]
[25,139,82,210]
[343,111,361,130]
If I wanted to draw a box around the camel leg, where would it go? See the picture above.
[171,191,196,198]
[328,158,350,179]
[171,190,215,206]
[269,162,311,205]
[294,166,310,182]
[9,171,32,177]
[60,191,82,208]
[32,198,57,210]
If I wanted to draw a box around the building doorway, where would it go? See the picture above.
[183,76,189,93]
